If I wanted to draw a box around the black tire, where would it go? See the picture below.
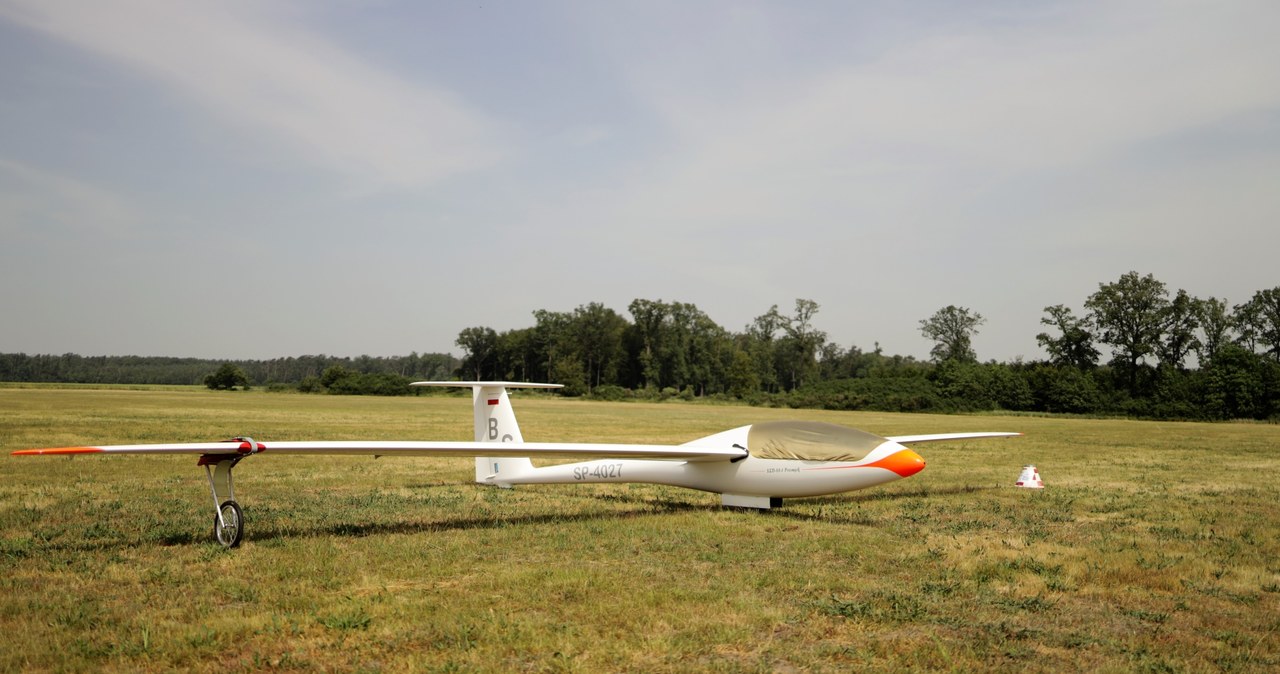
[213,500,244,548]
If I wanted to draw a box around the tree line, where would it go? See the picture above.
[0,352,458,389]
[448,273,1279,420]
[4,272,1277,420]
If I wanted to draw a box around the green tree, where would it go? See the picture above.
[1085,271,1168,394]
[818,342,855,380]
[455,326,499,381]
[1036,304,1100,369]
[571,302,628,393]
[552,356,587,396]
[1027,364,1101,414]
[987,363,1036,411]
[663,302,705,393]
[625,299,725,394]
[298,376,323,393]
[493,328,535,382]
[932,360,994,409]
[327,372,412,396]
[532,309,573,384]
[1234,287,1280,362]
[1156,289,1201,370]
[1196,296,1234,364]
[919,305,985,363]
[204,363,249,390]
[745,305,785,393]
[778,299,827,390]
[725,348,760,398]
[319,365,351,389]
[1200,344,1270,419]
[679,304,730,395]
[627,299,668,389]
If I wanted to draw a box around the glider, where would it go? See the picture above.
[11,382,1020,547]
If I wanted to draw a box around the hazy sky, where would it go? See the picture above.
[2,1,1277,362]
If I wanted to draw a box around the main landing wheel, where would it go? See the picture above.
[214,500,244,548]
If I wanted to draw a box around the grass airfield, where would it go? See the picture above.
[1,387,1278,672]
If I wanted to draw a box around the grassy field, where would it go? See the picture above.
[2,387,1278,672]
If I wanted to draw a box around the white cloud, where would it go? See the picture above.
[557,3,1278,258]
[623,2,1280,219]
[0,0,506,191]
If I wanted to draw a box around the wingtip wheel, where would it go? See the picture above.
[200,436,259,548]
[214,500,244,548]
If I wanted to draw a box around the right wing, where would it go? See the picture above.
[886,432,1022,444]
[11,439,747,463]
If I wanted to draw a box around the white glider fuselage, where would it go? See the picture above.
[478,439,920,499]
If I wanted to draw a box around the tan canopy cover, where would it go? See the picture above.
[747,421,888,462]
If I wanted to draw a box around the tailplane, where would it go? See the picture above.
[411,381,561,485]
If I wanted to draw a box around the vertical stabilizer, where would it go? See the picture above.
[410,381,562,485]
[470,384,525,443]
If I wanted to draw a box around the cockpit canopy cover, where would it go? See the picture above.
[747,421,888,462]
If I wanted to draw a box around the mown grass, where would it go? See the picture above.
[2,387,1278,672]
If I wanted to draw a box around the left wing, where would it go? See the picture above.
[11,439,746,462]
[887,432,1022,444]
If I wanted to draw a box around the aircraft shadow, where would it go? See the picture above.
[822,483,996,504]
[267,484,993,542]
[248,495,713,544]
[28,485,995,552]
[766,484,998,524]
[264,486,993,541]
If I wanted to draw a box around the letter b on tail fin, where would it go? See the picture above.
[476,385,521,443]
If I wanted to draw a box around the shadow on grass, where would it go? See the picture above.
[250,485,988,542]
[765,485,997,525]
[249,496,713,544]
[21,485,996,551]
[839,483,996,503]
[255,487,1004,543]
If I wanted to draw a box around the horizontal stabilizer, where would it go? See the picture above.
[410,381,564,389]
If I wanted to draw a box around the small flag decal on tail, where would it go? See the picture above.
[487,399,500,406]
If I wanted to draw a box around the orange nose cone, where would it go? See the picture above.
[873,448,926,478]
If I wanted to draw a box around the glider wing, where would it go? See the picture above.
[886,432,1022,444]
[11,440,746,462]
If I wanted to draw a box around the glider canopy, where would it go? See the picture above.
[747,421,890,462]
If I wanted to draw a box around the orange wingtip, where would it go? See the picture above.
[11,447,103,456]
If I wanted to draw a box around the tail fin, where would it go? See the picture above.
[411,381,561,484]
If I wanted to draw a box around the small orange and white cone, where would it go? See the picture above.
[1015,465,1044,489]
